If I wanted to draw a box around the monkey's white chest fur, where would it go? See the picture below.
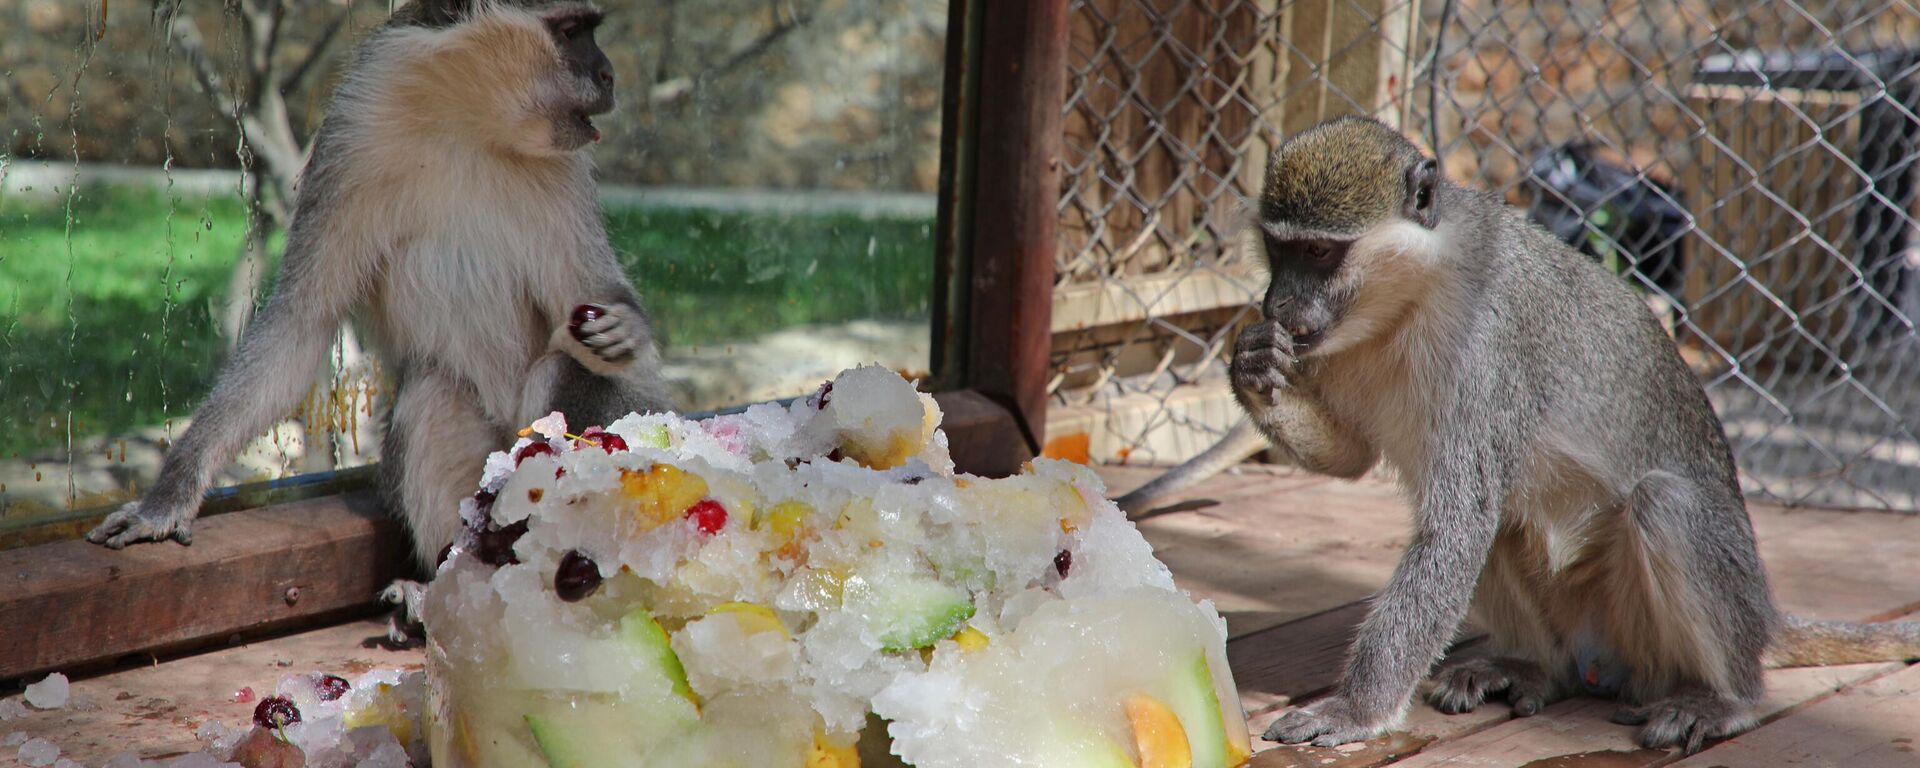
[350,147,606,427]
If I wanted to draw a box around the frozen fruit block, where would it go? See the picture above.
[415,365,1249,767]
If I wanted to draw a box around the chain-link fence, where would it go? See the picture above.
[1052,0,1920,513]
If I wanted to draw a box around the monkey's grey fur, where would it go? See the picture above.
[1229,117,1920,754]
[88,0,670,604]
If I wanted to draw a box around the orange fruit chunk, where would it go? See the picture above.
[1124,692,1192,768]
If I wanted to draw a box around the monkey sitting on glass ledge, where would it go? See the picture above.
[1139,116,1920,754]
[87,0,671,640]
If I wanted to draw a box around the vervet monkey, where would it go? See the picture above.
[1209,117,1920,753]
[89,0,671,586]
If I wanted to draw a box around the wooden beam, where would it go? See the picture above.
[934,388,1034,478]
[1051,267,1263,333]
[1,465,378,552]
[965,0,1069,454]
[0,491,409,684]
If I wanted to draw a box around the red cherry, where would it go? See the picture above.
[232,687,255,704]
[1053,549,1072,578]
[515,441,558,465]
[315,674,350,702]
[576,426,628,453]
[569,304,607,336]
[684,500,727,535]
[812,380,834,410]
[252,696,302,728]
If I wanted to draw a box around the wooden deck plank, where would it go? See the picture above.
[0,619,421,767]
[1217,468,1920,767]
[1377,662,1906,768]
[8,464,1916,768]
[1671,663,1920,768]
[1103,465,1410,639]
[1247,699,1513,768]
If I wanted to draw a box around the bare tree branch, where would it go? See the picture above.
[165,14,302,215]
[279,13,350,95]
[650,5,812,107]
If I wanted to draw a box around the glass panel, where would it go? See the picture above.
[0,0,947,540]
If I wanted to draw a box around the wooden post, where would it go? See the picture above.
[965,0,1068,456]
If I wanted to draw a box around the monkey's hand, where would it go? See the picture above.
[1263,695,1388,748]
[87,497,197,548]
[564,302,649,374]
[1230,320,1299,408]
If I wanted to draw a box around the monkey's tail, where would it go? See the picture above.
[1110,420,1269,516]
[1763,613,1920,668]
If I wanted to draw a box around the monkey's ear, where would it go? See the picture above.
[1402,158,1440,229]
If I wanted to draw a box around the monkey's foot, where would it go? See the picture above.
[1610,691,1755,754]
[1428,656,1554,716]
[86,499,195,548]
[380,579,429,647]
[1262,695,1386,747]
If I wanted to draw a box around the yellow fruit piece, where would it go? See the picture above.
[845,428,922,471]
[759,500,813,542]
[1226,737,1252,767]
[453,708,481,765]
[619,465,709,528]
[791,567,848,607]
[342,682,414,747]
[1124,693,1192,768]
[805,729,860,768]
[709,602,789,639]
[1054,482,1094,534]
[950,626,989,652]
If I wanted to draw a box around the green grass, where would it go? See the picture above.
[0,185,933,458]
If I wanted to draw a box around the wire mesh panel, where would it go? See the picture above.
[1053,0,1920,512]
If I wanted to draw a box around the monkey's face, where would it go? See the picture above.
[535,4,616,153]
[1255,119,1445,357]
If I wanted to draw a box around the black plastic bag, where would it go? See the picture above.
[1523,142,1689,294]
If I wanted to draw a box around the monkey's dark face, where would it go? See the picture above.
[1259,235,1355,356]
[542,6,615,151]
[1256,119,1445,357]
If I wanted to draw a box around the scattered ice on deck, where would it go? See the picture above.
[52,758,82,768]
[4,733,27,746]
[192,720,245,758]
[0,699,24,720]
[16,737,59,767]
[22,674,69,710]
[104,752,152,768]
